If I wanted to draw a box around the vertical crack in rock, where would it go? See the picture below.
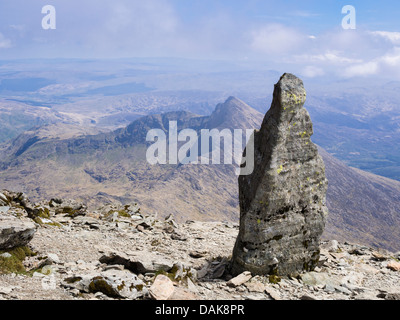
[230,73,329,277]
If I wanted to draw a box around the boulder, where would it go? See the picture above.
[0,215,36,250]
[99,251,174,274]
[63,269,147,299]
[230,73,328,277]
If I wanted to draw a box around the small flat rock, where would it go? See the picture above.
[227,271,252,287]
[324,284,336,293]
[301,272,339,287]
[300,294,317,300]
[329,252,346,260]
[187,277,199,294]
[245,281,265,293]
[264,286,281,300]
[355,263,380,274]
[354,290,381,300]
[322,240,339,253]
[334,285,352,295]
[0,287,14,295]
[149,274,175,300]
[102,264,125,271]
[243,293,266,300]
[384,293,400,300]
[387,261,400,271]
[349,248,367,256]
[48,253,61,264]
[39,253,61,267]
[372,252,388,261]
[170,232,187,241]
[189,250,208,258]
[0,193,8,204]
[169,287,199,300]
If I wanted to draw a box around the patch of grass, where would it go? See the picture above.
[268,274,281,284]
[0,246,36,275]
[103,209,131,220]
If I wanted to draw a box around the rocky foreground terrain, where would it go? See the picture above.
[1,190,400,301]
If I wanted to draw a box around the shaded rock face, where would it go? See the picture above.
[230,73,328,277]
[0,215,36,250]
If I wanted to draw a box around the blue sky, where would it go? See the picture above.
[0,1,400,79]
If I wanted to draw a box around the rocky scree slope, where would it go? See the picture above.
[1,191,400,300]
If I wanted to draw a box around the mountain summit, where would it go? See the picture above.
[206,96,263,130]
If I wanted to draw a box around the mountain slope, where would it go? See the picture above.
[0,97,399,251]
[320,147,400,250]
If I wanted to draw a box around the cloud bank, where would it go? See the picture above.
[0,0,399,79]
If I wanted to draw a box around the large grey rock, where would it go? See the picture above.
[63,269,147,299]
[0,215,36,249]
[99,251,174,274]
[230,73,328,277]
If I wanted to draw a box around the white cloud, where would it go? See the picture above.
[370,31,400,45]
[9,24,25,32]
[295,51,363,64]
[344,61,379,77]
[289,10,320,18]
[85,0,180,56]
[301,66,325,78]
[381,48,400,66]
[277,28,400,79]
[0,32,11,49]
[344,47,400,77]
[250,24,307,55]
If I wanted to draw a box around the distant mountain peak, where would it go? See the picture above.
[207,96,264,129]
[216,96,249,112]
[225,96,242,103]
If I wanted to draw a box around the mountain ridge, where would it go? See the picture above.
[0,97,399,251]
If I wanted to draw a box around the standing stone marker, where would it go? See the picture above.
[230,73,328,277]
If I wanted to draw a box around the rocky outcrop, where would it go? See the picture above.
[0,215,36,250]
[230,73,329,277]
